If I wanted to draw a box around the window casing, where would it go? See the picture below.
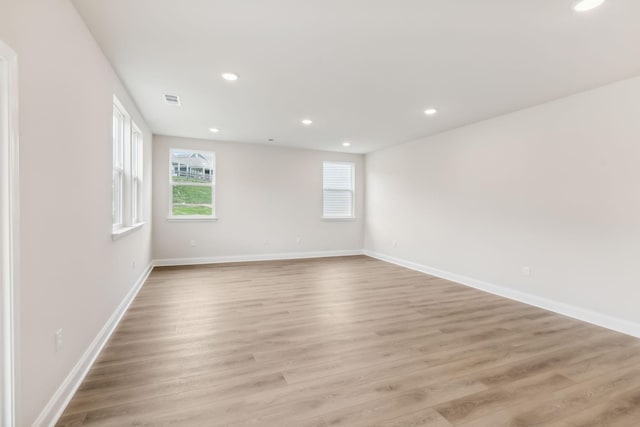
[112,104,125,229]
[131,124,143,224]
[169,149,215,219]
[112,95,144,238]
[323,161,355,219]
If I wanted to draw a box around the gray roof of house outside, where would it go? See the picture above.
[171,152,213,169]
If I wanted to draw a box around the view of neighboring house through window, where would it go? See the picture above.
[170,149,215,217]
[323,161,355,219]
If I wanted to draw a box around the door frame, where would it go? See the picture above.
[0,40,20,427]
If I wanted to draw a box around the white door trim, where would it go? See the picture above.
[0,40,20,427]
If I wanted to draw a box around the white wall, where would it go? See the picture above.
[365,76,640,328]
[153,135,364,262]
[0,0,153,424]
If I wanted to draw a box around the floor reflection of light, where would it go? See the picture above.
[314,267,355,327]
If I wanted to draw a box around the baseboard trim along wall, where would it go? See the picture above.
[33,263,154,427]
[153,249,365,267]
[364,250,640,339]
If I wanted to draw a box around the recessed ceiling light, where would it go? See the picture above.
[301,119,313,126]
[221,73,239,81]
[573,0,605,12]
[342,141,351,147]
[424,108,438,116]
[209,128,219,133]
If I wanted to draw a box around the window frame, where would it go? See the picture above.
[111,95,145,240]
[131,122,143,224]
[168,148,217,221]
[112,101,126,231]
[322,161,356,220]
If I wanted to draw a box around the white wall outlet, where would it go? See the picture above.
[264,239,269,246]
[522,266,531,276]
[55,329,63,352]
[132,260,136,269]
[190,240,196,247]
[392,240,398,248]
[296,236,301,244]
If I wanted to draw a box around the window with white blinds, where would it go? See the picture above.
[323,161,355,218]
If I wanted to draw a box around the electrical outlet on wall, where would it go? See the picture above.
[522,266,531,276]
[132,260,136,270]
[296,236,301,244]
[392,240,398,248]
[190,240,197,247]
[55,329,63,352]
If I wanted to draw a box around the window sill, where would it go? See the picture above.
[167,216,219,222]
[322,217,357,222]
[112,222,145,241]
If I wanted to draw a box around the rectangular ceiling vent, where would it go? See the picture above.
[163,94,181,106]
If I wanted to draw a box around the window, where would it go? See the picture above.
[112,96,144,238]
[323,161,355,219]
[112,102,125,229]
[131,123,143,224]
[170,149,215,218]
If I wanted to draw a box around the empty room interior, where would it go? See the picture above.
[2,0,640,426]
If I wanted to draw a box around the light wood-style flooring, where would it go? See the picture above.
[57,256,640,426]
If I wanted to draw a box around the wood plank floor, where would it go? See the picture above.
[57,255,640,426]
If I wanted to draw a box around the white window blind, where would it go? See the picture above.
[323,161,355,218]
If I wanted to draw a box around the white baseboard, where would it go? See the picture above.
[32,263,154,427]
[364,250,640,339]
[153,249,365,267]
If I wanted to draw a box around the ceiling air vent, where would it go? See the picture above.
[163,94,181,106]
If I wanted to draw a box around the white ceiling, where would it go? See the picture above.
[71,0,640,153]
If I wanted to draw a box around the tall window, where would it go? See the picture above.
[323,161,355,219]
[131,123,143,224]
[170,149,215,218]
[112,96,144,237]
[112,103,125,229]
